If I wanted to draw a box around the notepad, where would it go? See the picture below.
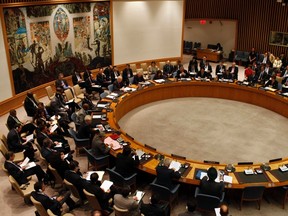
[85,171,105,181]
[50,115,61,121]
[244,169,254,175]
[50,124,58,133]
[93,115,102,119]
[96,124,105,132]
[279,165,288,172]
[169,160,181,172]
[135,149,145,158]
[104,137,122,150]
[110,93,119,97]
[264,87,277,92]
[100,180,113,192]
[154,79,166,83]
[20,157,30,168]
[97,103,108,108]
[106,95,115,99]
[135,190,145,203]
[54,142,62,148]
[223,175,233,183]
[24,162,37,170]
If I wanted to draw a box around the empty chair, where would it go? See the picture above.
[240,186,265,210]
[130,64,137,75]
[45,86,55,100]
[83,147,110,171]
[83,189,113,215]
[107,167,137,190]
[68,128,90,156]
[9,175,36,204]
[150,178,180,206]
[194,187,224,211]
[0,133,8,148]
[73,84,85,100]
[48,164,63,188]
[31,196,50,216]
[140,63,148,75]
[64,89,81,104]
[113,205,129,216]
[170,61,177,66]
[128,77,134,85]
[0,141,24,163]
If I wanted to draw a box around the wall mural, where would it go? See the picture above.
[3,1,111,94]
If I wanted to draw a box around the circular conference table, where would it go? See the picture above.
[103,80,288,189]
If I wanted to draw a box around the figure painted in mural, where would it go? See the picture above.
[95,40,100,57]
[29,40,37,63]
[36,46,45,73]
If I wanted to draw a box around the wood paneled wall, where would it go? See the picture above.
[186,0,288,56]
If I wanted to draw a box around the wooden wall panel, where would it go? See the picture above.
[186,0,288,56]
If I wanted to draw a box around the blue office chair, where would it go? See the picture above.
[194,187,225,211]
[68,128,90,156]
[106,167,137,191]
[83,147,110,171]
[70,112,80,131]
[150,178,180,206]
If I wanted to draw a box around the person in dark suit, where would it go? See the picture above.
[97,68,110,88]
[72,71,86,88]
[133,71,145,85]
[77,115,93,140]
[23,92,39,117]
[257,66,268,85]
[155,158,181,190]
[200,167,224,198]
[188,56,198,72]
[265,75,279,90]
[85,73,103,95]
[7,109,36,134]
[64,160,87,200]
[196,68,209,79]
[4,152,46,185]
[31,181,76,215]
[141,193,170,216]
[228,62,239,80]
[122,64,134,86]
[203,61,212,78]
[91,130,111,157]
[110,66,120,83]
[83,173,113,210]
[163,61,174,78]
[113,76,125,91]
[215,61,226,79]
[7,124,35,160]
[176,65,189,79]
[153,70,165,80]
[222,70,233,80]
[247,70,258,85]
[115,146,139,178]
[50,150,71,179]
[50,88,71,122]
[55,72,70,91]
[104,65,113,81]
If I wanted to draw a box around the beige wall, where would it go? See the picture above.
[184,20,237,58]
[0,18,13,101]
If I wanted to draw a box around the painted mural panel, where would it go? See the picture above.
[3,1,111,94]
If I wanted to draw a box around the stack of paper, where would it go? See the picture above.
[100,180,113,192]
[264,87,277,92]
[154,79,166,83]
[106,95,116,100]
[279,165,288,172]
[20,157,36,170]
[223,175,233,183]
[20,157,30,168]
[97,103,108,108]
[169,161,181,171]
[93,114,102,119]
[85,171,105,181]
[51,115,61,121]
[104,137,122,150]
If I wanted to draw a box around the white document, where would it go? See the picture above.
[106,95,115,99]
[92,84,101,88]
[64,153,69,159]
[223,175,233,184]
[279,165,288,172]
[154,79,166,83]
[104,137,122,150]
[54,142,62,148]
[96,124,105,132]
[244,169,254,175]
[85,171,105,181]
[169,160,181,171]
[264,87,277,92]
[51,115,61,121]
[25,134,34,142]
[93,115,102,119]
[215,208,221,216]
[135,149,145,158]
[20,157,30,168]
[135,190,145,203]
[24,162,37,170]
[50,124,58,133]
[100,180,113,192]
[97,103,108,108]
[110,93,119,97]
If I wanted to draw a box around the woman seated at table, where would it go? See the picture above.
[153,70,165,80]
[264,75,279,90]
[148,61,159,76]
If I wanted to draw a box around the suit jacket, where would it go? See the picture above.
[83,181,111,210]
[36,131,50,147]
[265,79,278,89]
[77,123,92,139]
[96,73,107,86]
[64,170,87,200]
[91,136,110,157]
[115,153,139,178]
[155,166,181,190]
[7,128,23,152]
[50,154,70,179]
[4,160,28,185]
[114,194,140,216]
[133,75,145,85]
[110,71,120,83]
[247,74,258,84]
[72,73,83,85]
[188,59,198,72]
[141,203,170,216]
[24,96,38,117]
[122,68,133,85]
[113,80,124,91]
[257,71,268,84]
[176,70,189,78]
[7,115,21,130]
[228,66,239,80]
[196,71,209,79]
[215,65,226,75]
[31,191,61,215]
[200,176,224,198]
[55,79,68,89]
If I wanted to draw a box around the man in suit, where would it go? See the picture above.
[163,61,174,78]
[247,70,258,85]
[50,88,71,122]
[141,193,170,216]
[7,124,35,160]
[199,56,207,69]
[104,65,113,81]
[76,103,90,125]
[31,181,76,215]
[85,72,103,95]
[200,167,224,198]
[50,150,71,179]
[64,160,87,200]
[203,61,212,78]
[176,65,189,79]
[77,115,93,140]
[7,109,36,135]
[83,173,113,211]
[122,64,133,86]
[72,71,85,88]
[196,68,209,79]
[55,72,71,91]
[257,66,268,85]
[96,68,110,88]
[113,76,125,92]
[4,152,46,185]
[155,158,181,190]
[115,146,139,178]
[265,75,279,90]
[110,66,120,83]
[133,71,145,85]
[281,65,288,84]
[215,61,226,79]
[228,62,238,80]
[23,92,39,117]
[91,130,111,157]
[114,185,140,216]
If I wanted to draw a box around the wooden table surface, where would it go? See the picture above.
[104,80,288,189]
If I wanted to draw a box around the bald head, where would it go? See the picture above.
[220,204,229,216]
